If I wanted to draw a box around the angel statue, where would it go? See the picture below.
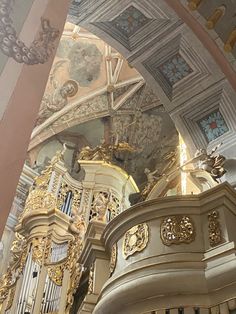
[141,168,162,198]
[36,79,78,125]
[181,143,226,182]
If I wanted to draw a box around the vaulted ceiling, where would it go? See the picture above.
[28,23,178,187]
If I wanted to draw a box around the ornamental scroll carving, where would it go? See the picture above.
[110,243,117,275]
[23,189,57,215]
[90,191,120,222]
[208,210,222,247]
[0,233,28,304]
[122,223,149,259]
[88,263,94,295]
[160,216,195,246]
[0,0,59,64]
[47,263,65,286]
[32,237,47,266]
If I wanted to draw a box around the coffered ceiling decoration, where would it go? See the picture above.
[66,0,236,158]
[198,110,229,143]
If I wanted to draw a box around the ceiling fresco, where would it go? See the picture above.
[29,22,179,188]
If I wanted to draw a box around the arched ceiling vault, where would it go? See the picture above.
[29,23,178,187]
[67,0,236,157]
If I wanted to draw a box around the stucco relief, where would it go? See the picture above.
[51,94,109,128]
[0,0,59,64]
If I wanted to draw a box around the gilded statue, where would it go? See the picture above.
[78,138,135,163]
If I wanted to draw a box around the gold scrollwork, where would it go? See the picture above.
[110,243,117,275]
[32,237,47,266]
[47,263,65,286]
[160,215,195,246]
[122,223,149,259]
[88,263,94,295]
[65,236,83,313]
[0,233,28,305]
[208,210,222,247]
[57,182,82,212]
[5,284,16,311]
[24,189,57,215]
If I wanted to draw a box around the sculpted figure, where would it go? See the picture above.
[182,143,226,182]
[36,79,78,125]
[92,192,110,222]
[70,209,86,239]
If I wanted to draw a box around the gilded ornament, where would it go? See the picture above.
[160,215,195,246]
[208,210,222,247]
[78,138,135,163]
[65,236,83,313]
[122,223,149,259]
[88,264,94,294]
[5,285,16,311]
[0,233,28,305]
[24,189,57,215]
[57,182,82,213]
[65,263,82,313]
[110,243,117,275]
[32,237,47,266]
[90,190,120,222]
[47,263,65,286]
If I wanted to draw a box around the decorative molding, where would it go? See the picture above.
[0,0,59,64]
[143,34,209,101]
[122,223,149,259]
[208,210,222,247]
[160,215,195,246]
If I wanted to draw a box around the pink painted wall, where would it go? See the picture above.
[0,0,70,237]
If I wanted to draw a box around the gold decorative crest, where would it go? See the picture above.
[32,237,47,266]
[160,215,195,246]
[208,210,222,247]
[122,223,149,259]
[88,263,94,294]
[47,263,65,286]
[24,189,56,215]
[110,243,117,275]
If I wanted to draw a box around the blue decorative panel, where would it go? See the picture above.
[159,54,193,86]
[198,111,229,142]
[111,6,150,37]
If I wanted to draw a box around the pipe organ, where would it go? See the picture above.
[0,150,138,314]
[1,148,236,314]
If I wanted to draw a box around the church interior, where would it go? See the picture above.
[1,0,236,313]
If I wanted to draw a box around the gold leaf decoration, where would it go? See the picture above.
[110,243,117,275]
[123,223,149,259]
[47,263,65,286]
[160,215,195,246]
[208,210,222,247]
